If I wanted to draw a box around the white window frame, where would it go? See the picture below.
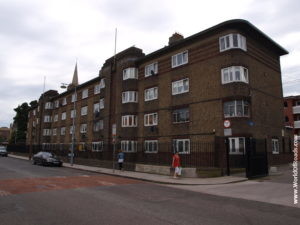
[44,115,51,123]
[94,84,101,94]
[144,113,158,126]
[122,115,138,127]
[92,142,104,152]
[172,78,189,95]
[272,139,279,154]
[45,102,53,109]
[33,110,36,116]
[62,98,67,105]
[173,108,189,123]
[219,34,247,52]
[82,89,88,99]
[172,51,188,68]
[52,128,57,136]
[71,93,77,102]
[71,109,76,118]
[123,68,138,80]
[54,100,59,108]
[221,66,249,84]
[121,140,137,152]
[70,125,75,134]
[81,106,88,116]
[229,137,245,155]
[94,103,100,113]
[54,114,58,122]
[100,78,105,89]
[100,98,104,109]
[122,91,138,103]
[224,100,250,118]
[144,140,158,153]
[61,112,66,120]
[145,62,158,77]
[144,87,158,101]
[43,129,52,136]
[173,139,190,154]
[80,124,87,133]
[61,127,66,135]
[93,120,104,131]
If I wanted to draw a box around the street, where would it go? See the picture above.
[0,157,299,225]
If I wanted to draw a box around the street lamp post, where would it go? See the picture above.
[61,83,76,166]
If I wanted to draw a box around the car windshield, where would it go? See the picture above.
[43,152,55,158]
[0,146,6,150]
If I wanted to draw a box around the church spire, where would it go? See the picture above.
[71,62,78,86]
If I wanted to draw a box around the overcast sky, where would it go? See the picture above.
[0,0,299,127]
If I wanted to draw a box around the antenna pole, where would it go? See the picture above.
[114,28,117,65]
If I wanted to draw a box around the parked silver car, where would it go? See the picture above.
[0,146,8,157]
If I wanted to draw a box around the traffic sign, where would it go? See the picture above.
[224,120,231,128]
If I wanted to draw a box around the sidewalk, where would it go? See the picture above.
[8,154,248,185]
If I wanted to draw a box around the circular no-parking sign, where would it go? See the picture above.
[224,120,231,128]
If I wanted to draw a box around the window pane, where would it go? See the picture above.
[233,34,238,47]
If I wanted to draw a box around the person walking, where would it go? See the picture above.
[172,152,181,178]
[117,150,125,171]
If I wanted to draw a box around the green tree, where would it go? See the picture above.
[10,102,30,143]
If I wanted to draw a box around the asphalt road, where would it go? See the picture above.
[0,157,299,225]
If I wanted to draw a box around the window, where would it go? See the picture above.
[272,139,279,154]
[32,121,36,127]
[100,98,104,109]
[70,126,75,134]
[80,124,87,133]
[44,115,51,123]
[145,62,158,77]
[100,78,105,89]
[122,91,138,103]
[61,112,66,120]
[173,139,190,154]
[224,100,250,118]
[144,113,158,126]
[81,106,88,116]
[55,100,59,108]
[71,93,77,102]
[123,68,138,80]
[122,115,138,127]
[173,108,189,123]
[45,102,53,109]
[94,84,101,94]
[52,128,57,136]
[43,129,51,136]
[144,87,158,101]
[172,78,189,95]
[61,127,66,135]
[172,51,188,68]
[36,118,39,124]
[94,103,100,113]
[33,110,36,116]
[54,114,58,122]
[229,137,245,154]
[121,140,137,152]
[62,98,67,105]
[144,140,158,153]
[221,66,249,84]
[92,142,104,152]
[219,34,247,52]
[82,89,88,99]
[93,120,104,131]
[71,109,76,118]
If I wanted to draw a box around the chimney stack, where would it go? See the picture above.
[169,32,184,45]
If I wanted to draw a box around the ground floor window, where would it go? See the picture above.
[121,140,137,152]
[144,140,158,153]
[272,138,279,154]
[92,142,104,152]
[173,139,190,154]
[229,137,245,154]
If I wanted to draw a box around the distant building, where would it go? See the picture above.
[284,95,300,136]
[26,19,292,162]
[0,127,11,144]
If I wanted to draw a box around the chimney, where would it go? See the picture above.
[169,32,184,45]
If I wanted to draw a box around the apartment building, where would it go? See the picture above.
[284,95,300,136]
[27,19,291,157]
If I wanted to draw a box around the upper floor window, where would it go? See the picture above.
[81,106,88,116]
[52,128,57,136]
[43,129,52,136]
[70,125,74,134]
[94,84,101,94]
[71,109,76,118]
[145,62,158,77]
[80,124,87,133]
[173,108,189,123]
[100,78,105,89]
[145,87,158,101]
[122,91,138,103]
[144,113,158,126]
[122,115,138,127]
[62,98,67,106]
[94,103,100,114]
[272,139,279,154]
[172,78,189,95]
[173,139,190,154]
[54,114,58,122]
[61,112,66,120]
[93,120,104,131]
[92,142,104,152]
[54,100,59,108]
[221,66,248,84]
[121,140,137,152]
[45,102,53,109]
[71,93,77,102]
[224,100,250,118]
[100,98,104,109]
[61,127,66,135]
[123,68,138,80]
[33,109,36,116]
[44,115,51,123]
[229,137,245,155]
[219,34,247,52]
[144,140,158,153]
[82,89,88,99]
[172,51,188,68]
